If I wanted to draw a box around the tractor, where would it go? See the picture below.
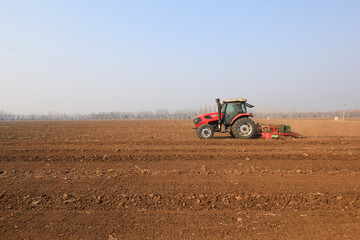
[193,98,257,139]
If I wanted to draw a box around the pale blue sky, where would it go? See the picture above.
[1,0,359,114]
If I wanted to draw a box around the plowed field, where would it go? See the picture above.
[1,119,360,239]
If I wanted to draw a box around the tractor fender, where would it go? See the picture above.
[230,113,253,125]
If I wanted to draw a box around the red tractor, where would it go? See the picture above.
[193,98,257,139]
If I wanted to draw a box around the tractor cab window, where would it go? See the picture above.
[226,103,246,115]
[241,103,247,113]
[226,103,238,114]
[223,102,246,124]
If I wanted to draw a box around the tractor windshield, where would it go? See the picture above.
[221,102,246,125]
[225,102,246,115]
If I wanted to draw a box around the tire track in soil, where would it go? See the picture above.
[1,191,359,212]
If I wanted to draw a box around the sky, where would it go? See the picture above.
[1,0,359,114]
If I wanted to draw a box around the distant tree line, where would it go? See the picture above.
[253,110,360,119]
[197,105,360,119]
[0,109,359,121]
[0,109,198,121]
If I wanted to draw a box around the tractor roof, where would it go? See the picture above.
[223,98,247,103]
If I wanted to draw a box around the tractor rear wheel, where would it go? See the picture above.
[231,118,256,139]
[196,124,214,139]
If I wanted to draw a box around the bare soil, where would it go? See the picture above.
[1,119,360,239]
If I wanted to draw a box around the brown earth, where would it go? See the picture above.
[0,119,360,239]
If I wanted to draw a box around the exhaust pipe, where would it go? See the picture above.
[216,98,221,125]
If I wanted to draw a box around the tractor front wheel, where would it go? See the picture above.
[196,124,214,139]
[231,118,256,139]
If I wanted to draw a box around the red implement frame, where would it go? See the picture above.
[258,124,299,139]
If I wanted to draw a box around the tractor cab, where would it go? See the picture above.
[220,99,254,125]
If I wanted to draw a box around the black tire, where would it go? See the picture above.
[196,124,214,139]
[229,131,235,138]
[231,118,256,139]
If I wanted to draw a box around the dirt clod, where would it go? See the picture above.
[200,165,207,173]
